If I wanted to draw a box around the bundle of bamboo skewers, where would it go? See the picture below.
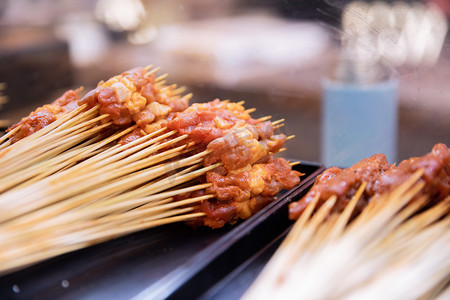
[0,66,297,275]
[243,170,450,299]
[0,108,211,274]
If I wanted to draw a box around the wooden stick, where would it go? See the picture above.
[0,141,103,193]
[146,66,160,75]
[3,193,213,246]
[0,121,112,178]
[258,116,272,122]
[0,124,21,146]
[183,93,193,101]
[0,96,8,105]
[272,119,285,126]
[87,161,218,208]
[44,127,170,182]
[0,211,206,275]
[155,80,167,87]
[326,182,367,241]
[0,120,10,129]
[173,86,187,95]
[244,170,450,300]
[8,182,210,237]
[0,104,95,163]
[0,151,215,225]
[155,73,169,82]
[161,83,177,92]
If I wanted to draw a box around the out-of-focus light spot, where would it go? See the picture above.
[341,1,448,67]
[128,25,157,45]
[369,2,396,29]
[55,15,109,67]
[95,0,146,32]
[61,280,70,288]
[342,1,371,34]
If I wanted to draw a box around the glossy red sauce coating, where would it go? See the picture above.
[79,67,189,132]
[118,128,145,145]
[204,123,286,171]
[79,68,155,126]
[289,143,450,220]
[166,99,257,147]
[188,193,274,229]
[96,87,133,126]
[7,90,80,143]
[7,82,299,230]
[165,99,301,228]
[193,157,300,228]
[207,158,300,201]
[132,109,155,128]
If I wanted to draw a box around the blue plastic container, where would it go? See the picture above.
[321,77,398,168]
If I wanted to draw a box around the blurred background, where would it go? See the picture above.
[0,0,449,165]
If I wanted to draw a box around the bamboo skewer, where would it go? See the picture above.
[258,116,272,122]
[272,119,285,126]
[0,105,100,166]
[243,171,450,300]
[173,86,187,95]
[0,210,207,275]
[0,125,21,147]
[0,96,7,105]
[1,193,214,248]
[155,80,167,87]
[146,66,160,74]
[0,120,10,128]
[0,139,105,192]
[0,125,220,273]
[1,151,211,231]
[0,125,141,192]
[2,126,167,192]
[0,143,209,224]
[0,121,113,178]
[155,73,169,82]
[0,141,217,269]
[0,68,301,278]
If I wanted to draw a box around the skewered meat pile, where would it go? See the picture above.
[7,89,81,144]
[7,67,190,145]
[289,143,450,220]
[80,67,189,127]
[3,66,301,231]
[166,99,301,228]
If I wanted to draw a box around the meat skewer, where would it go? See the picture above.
[289,143,450,220]
[0,66,302,274]
[244,170,450,300]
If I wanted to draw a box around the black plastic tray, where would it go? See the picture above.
[0,161,324,300]
[198,227,291,300]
